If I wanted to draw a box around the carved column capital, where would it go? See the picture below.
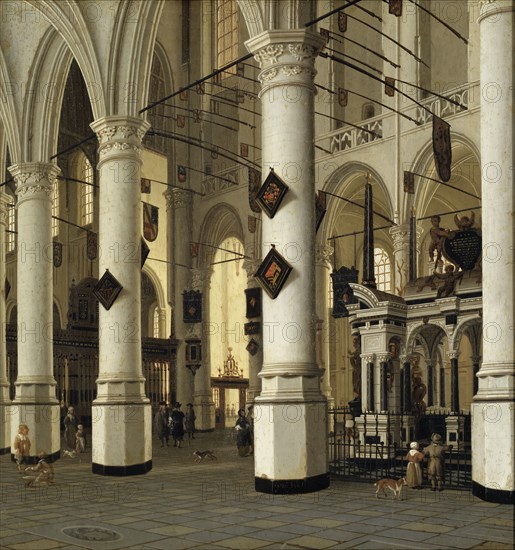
[164,188,192,211]
[90,116,150,164]
[478,0,514,24]
[361,353,376,363]
[447,350,461,360]
[191,267,212,291]
[245,30,326,95]
[9,163,60,204]
[377,352,392,364]
[389,223,424,254]
[0,192,12,226]
[243,258,262,286]
[315,244,334,267]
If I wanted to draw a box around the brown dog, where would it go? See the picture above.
[193,450,217,463]
[374,478,407,499]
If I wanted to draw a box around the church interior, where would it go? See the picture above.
[0,1,513,546]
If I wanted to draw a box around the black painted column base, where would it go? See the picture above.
[0,447,10,455]
[255,472,330,494]
[92,460,152,476]
[472,481,514,504]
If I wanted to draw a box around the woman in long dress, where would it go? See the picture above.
[405,441,424,488]
[63,407,78,450]
[235,409,250,457]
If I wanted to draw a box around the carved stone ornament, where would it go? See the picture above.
[253,44,285,66]
[288,43,316,61]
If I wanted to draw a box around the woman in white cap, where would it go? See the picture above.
[405,441,424,488]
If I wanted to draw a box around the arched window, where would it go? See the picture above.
[52,177,59,237]
[153,306,160,338]
[145,53,167,154]
[80,156,94,226]
[374,247,391,292]
[7,203,15,252]
[217,0,239,74]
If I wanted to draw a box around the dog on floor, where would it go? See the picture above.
[374,478,407,499]
[193,450,217,463]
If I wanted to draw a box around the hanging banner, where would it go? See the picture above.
[141,178,151,194]
[385,77,395,97]
[178,165,187,183]
[183,290,202,323]
[143,202,159,242]
[316,191,327,233]
[179,90,188,101]
[87,230,97,260]
[338,12,347,33]
[432,115,452,182]
[53,241,63,268]
[403,171,415,194]
[141,238,150,268]
[248,167,261,214]
[389,0,403,16]
[240,143,249,158]
[331,266,359,318]
[176,114,185,128]
[190,242,199,258]
[338,88,348,107]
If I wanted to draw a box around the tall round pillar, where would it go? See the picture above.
[0,192,12,454]
[246,29,328,494]
[192,267,215,430]
[315,245,334,405]
[167,189,194,407]
[472,0,514,504]
[90,117,152,475]
[242,258,263,404]
[8,163,61,462]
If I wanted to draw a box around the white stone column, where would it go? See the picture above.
[192,267,215,430]
[246,29,328,493]
[8,163,60,461]
[0,192,11,454]
[166,189,194,406]
[390,222,424,293]
[90,117,152,475]
[243,258,263,404]
[315,245,334,405]
[472,0,514,504]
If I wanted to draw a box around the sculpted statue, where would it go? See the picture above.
[454,211,475,231]
[429,215,451,267]
[410,355,427,414]
[348,336,361,398]
[433,264,463,298]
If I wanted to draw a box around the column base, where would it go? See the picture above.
[92,402,152,476]
[255,472,330,494]
[471,400,514,501]
[472,481,514,504]
[193,396,215,431]
[254,399,328,493]
[0,401,12,454]
[92,460,153,477]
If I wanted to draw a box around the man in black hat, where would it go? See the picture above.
[170,402,185,448]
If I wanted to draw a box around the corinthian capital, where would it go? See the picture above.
[315,244,334,267]
[9,163,60,203]
[245,29,326,92]
[90,116,150,159]
[164,188,192,210]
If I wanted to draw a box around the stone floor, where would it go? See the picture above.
[0,429,513,550]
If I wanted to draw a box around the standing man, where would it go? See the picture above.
[154,401,170,448]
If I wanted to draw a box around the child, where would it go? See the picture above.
[13,424,31,472]
[75,424,86,453]
[23,451,54,487]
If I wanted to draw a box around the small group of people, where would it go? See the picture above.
[13,424,54,487]
[235,406,254,457]
[154,401,196,448]
[63,406,86,453]
[405,433,453,491]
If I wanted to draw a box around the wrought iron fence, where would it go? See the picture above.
[329,407,471,489]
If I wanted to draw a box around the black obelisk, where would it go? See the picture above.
[362,174,376,288]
